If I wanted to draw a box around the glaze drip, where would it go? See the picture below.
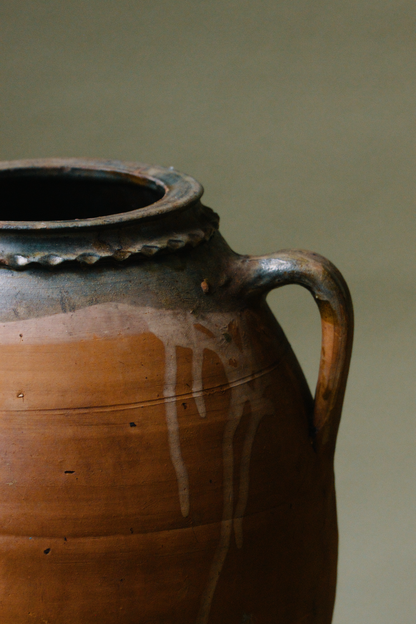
[146,309,275,624]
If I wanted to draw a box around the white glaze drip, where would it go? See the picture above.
[191,342,207,419]
[148,308,277,622]
[233,394,274,549]
[196,386,248,624]
[163,343,190,518]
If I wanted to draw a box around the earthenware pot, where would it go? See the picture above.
[0,159,353,623]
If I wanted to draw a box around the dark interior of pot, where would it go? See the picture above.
[0,171,165,221]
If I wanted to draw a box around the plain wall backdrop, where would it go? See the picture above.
[0,1,415,622]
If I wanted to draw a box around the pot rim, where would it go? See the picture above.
[0,158,204,230]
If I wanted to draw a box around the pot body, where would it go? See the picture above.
[0,160,353,624]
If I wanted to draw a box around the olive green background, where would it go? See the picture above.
[0,1,414,622]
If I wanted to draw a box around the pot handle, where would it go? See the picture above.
[234,249,354,451]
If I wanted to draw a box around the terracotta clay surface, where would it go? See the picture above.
[0,159,353,623]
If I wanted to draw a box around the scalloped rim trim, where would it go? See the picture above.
[0,224,218,270]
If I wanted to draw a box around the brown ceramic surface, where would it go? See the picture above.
[0,159,353,623]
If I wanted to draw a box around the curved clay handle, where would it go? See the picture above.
[235,250,354,451]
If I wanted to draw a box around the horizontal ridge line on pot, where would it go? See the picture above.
[0,500,303,541]
[0,358,285,416]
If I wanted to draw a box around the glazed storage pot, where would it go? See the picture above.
[0,159,353,624]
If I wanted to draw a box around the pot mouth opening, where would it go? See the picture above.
[0,170,165,222]
[0,159,203,230]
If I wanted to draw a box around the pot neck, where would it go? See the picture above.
[0,159,219,269]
